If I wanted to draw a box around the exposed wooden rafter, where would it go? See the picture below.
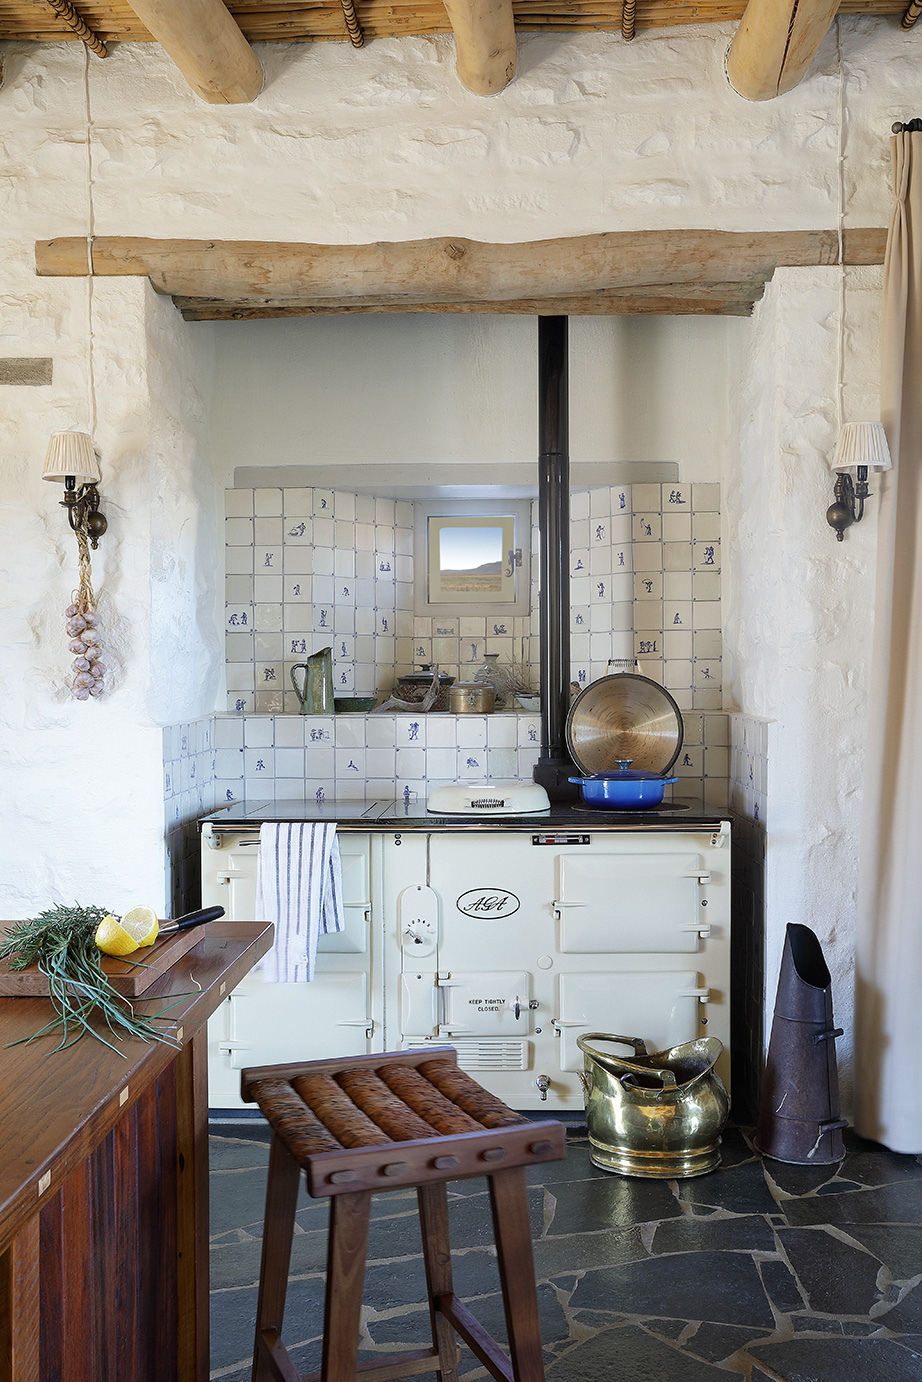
[340,0,365,46]
[0,0,910,99]
[726,0,840,100]
[35,228,887,319]
[124,0,263,103]
[42,0,107,56]
[441,0,516,94]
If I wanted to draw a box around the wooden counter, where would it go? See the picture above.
[0,920,272,1382]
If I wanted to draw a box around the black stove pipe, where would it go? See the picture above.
[533,317,578,800]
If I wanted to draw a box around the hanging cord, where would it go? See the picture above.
[84,46,97,437]
[63,49,106,701]
[835,18,846,436]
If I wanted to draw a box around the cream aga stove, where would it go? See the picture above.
[200,798,731,1112]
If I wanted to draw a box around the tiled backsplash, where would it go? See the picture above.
[211,711,544,806]
[166,708,731,817]
[224,480,722,716]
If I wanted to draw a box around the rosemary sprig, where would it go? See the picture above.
[0,902,181,1055]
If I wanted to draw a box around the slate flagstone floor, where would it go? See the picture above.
[209,1120,922,1382]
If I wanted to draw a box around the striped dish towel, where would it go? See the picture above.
[255,822,344,982]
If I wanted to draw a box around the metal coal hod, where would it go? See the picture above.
[755,923,847,1164]
[577,1033,729,1178]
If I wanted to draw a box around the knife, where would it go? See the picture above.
[158,906,225,934]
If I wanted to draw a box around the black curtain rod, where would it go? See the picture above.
[892,119,922,133]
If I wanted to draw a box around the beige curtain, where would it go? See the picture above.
[854,132,922,1153]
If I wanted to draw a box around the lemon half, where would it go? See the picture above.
[95,906,159,958]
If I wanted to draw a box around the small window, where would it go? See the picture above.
[414,500,531,616]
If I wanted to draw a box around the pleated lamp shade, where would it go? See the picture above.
[42,431,100,484]
[831,421,893,475]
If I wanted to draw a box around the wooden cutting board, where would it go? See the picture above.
[0,925,208,998]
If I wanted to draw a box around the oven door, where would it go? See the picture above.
[204,831,374,1109]
[555,851,710,953]
[555,968,707,1071]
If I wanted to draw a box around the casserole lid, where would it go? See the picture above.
[566,673,684,777]
[578,762,675,782]
[398,664,455,686]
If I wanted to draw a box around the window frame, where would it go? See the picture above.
[413,498,532,617]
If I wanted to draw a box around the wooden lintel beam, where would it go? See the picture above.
[35,229,888,309]
[175,294,758,319]
[170,277,765,314]
[440,0,516,93]
[726,0,840,99]
[125,0,263,103]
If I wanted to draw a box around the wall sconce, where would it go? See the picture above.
[826,421,892,541]
[42,430,107,549]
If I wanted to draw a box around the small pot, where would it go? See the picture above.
[568,759,677,810]
[449,682,495,714]
[396,665,455,711]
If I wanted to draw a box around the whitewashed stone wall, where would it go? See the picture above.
[724,266,884,1108]
[0,25,919,1106]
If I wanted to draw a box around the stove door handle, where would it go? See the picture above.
[681,922,712,938]
[553,899,586,919]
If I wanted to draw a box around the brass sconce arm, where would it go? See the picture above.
[826,465,870,542]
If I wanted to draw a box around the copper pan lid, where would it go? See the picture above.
[566,674,683,777]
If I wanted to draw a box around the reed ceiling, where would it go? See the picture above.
[0,0,906,46]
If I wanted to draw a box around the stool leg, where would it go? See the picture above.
[417,1182,461,1382]
[252,1133,303,1382]
[488,1167,545,1382]
[321,1190,372,1382]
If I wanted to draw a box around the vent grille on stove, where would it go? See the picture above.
[406,1038,528,1070]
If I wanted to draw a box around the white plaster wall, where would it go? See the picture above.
[723,266,883,1108]
[0,272,169,915]
[2,20,911,248]
[0,49,221,916]
[207,313,742,483]
[146,292,223,725]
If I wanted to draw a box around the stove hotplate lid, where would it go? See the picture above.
[426,779,551,817]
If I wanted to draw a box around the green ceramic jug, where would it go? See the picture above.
[290,647,334,714]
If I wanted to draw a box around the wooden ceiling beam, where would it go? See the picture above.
[125,0,263,103]
[726,0,840,99]
[171,278,763,317]
[36,229,888,307]
[441,0,517,93]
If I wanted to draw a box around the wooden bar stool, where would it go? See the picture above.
[241,1047,566,1382]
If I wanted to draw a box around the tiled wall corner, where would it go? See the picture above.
[675,710,730,812]
[162,717,220,917]
[226,487,421,713]
[729,712,771,1119]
